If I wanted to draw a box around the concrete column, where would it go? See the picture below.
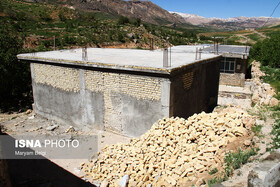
[161,79,171,117]
[79,69,87,125]
[30,63,38,112]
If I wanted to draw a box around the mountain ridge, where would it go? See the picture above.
[22,0,280,30]
[24,0,183,25]
[170,11,280,30]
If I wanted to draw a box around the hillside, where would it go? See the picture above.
[22,0,183,25]
[197,25,280,46]
[22,0,280,31]
[2,0,280,51]
[0,0,201,52]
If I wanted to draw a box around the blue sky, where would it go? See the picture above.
[149,0,280,18]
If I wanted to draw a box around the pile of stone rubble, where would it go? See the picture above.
[82,107,255,187]
[251,61,279,107]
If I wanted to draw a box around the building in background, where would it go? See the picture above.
[202,45,250,87]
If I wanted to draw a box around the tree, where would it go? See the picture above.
[0,25,31,109]
[39,10,52,22]
[117,32,125,43]
[59,11,67,21]
[0,1,4,13]
[118,16,130,25]
[134,18,141,27]
[250,32,280,68]
[199,35,211,41]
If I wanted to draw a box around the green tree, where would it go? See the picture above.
[199,35,211,41]
[118,16,130,25]
[117,33,125,43]
[0,26,31,109]
[59,11,67,21]
[250,32,280,68]
[39,10,52,22]
[0,1,4,13]
[134,18,141,26]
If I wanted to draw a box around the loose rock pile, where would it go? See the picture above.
[82,108,255,187]
[251,61,279,107]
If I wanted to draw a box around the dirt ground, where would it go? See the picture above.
[0,108,261,187]
[0,104,275,186]
[0,111,131,181]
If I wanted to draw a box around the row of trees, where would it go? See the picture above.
[250,32,280,68]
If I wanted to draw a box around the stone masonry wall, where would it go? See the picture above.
[32,63,164,136]
[33,63,80,92]
[85,71,162,132]
[85,71,162,101]
[220,73,245,87]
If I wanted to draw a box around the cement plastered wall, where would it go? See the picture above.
[31,63,169,137]
[220,73,245,87]
[170,59,220,118]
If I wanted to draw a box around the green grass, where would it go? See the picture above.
[248,105,270,122]
[207,148,258,187]
[224,148,258,174]
[209,168,218,175]
[207,176,225,187]
[261,66,280,98]
[252,125,263,137]
[246,33,262,41]
[258,66,280,152]
[229,36,241,41]
[93,12,118,20]
[270,119,280,150]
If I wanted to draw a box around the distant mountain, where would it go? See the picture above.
[171,12,280,30]
[23,0,280,30]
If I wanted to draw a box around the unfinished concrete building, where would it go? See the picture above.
[202,45,250,87]
[18,46,221,137]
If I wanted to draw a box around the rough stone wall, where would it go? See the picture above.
[32,63,164,136]
[220,73,245,87]
[85,71,162,101]
[33,64,80,92]
[85,71,162,132]
[182,71,194,91]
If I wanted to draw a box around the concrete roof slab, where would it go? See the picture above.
[18,45,220,74]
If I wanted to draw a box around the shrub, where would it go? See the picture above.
[118,16,130,25]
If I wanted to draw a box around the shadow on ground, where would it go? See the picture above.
[0,128,95,187]
[0,95,33,113]
[6,158,95,187]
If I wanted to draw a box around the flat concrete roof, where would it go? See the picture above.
[202,45,250,56]
[18,45,220,74]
